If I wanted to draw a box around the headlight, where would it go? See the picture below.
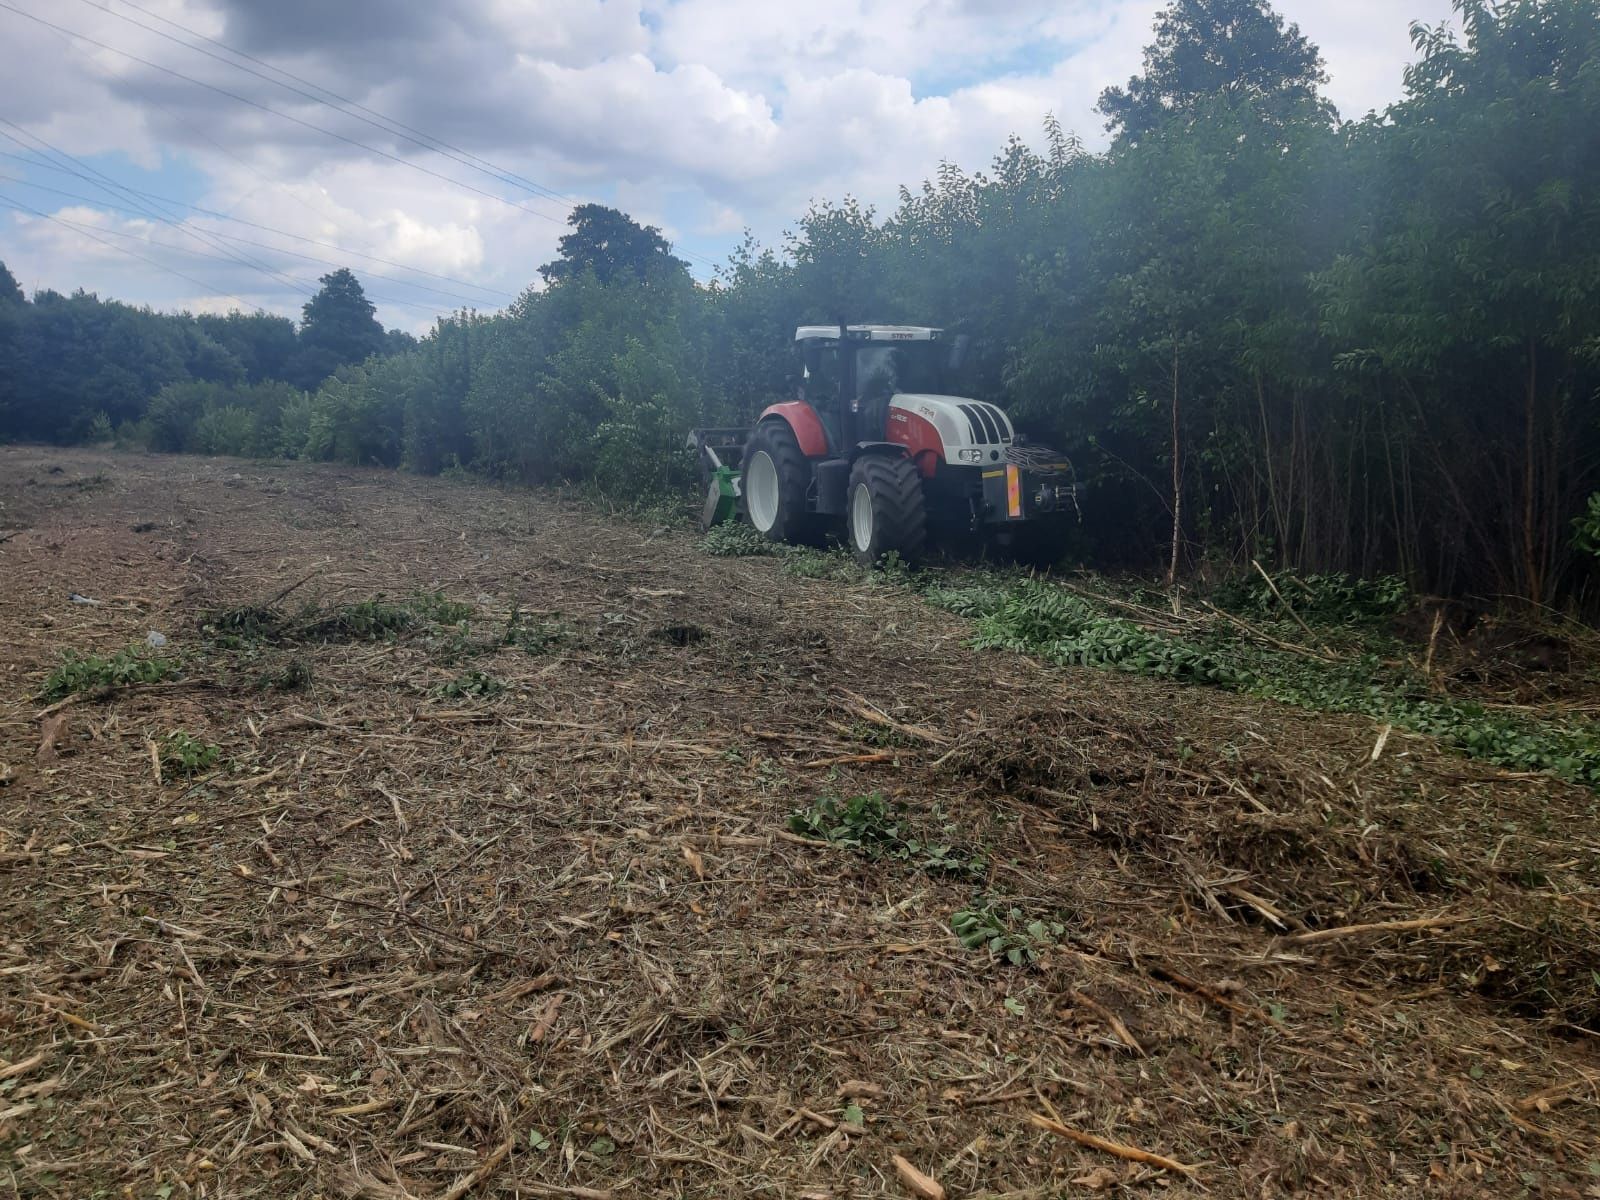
[957,448,982,463]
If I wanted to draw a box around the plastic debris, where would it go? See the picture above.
[146,631,169,648]
[69,593,102,606]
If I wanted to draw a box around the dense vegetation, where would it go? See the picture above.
[2,0,1598,605]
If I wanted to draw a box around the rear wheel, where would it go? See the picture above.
[847,454,927,567]
[743,420,816,544]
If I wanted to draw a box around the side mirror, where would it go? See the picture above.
[948,333,971,372]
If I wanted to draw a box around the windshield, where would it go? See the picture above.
[854,343,946,407]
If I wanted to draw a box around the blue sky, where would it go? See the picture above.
[0,0,1456,332]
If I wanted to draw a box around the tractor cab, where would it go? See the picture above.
[794,325,963,450]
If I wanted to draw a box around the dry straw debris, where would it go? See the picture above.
[0,448,1597,1199]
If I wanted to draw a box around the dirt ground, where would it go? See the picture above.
[1,447,1597,1200]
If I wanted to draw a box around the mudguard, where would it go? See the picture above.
[757,401,829,458]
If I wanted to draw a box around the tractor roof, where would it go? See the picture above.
[794,324,941,342]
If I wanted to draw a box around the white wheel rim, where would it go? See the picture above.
[850,481,874,552]
[746,450,780,532]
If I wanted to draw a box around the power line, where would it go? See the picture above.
[102,0,574,209]
[77,0,718,268]
[0,173,506,309]
[75,0,573,208]
[1,196,456,317]
[0,2,576,230]
[22,0,717,270]
[0,189,257,310]
[0,118,314,300]
[0,149,515,301]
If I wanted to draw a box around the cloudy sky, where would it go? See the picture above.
[0,0,1457,331]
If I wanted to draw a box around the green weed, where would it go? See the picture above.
[1214,570,1409,624]
[40,647,179,701]
[256,658,312,691]
[200,604,285,646]
[300,592,474,643]
[504,607,577,654]
[159,731,220,776]
[926,577,1600,787]
[789,792,986,880]
[433,670,505,699]
[951,903,1067,967]
[701,522,777,557]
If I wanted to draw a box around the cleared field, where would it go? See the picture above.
[1,447,1596,1200]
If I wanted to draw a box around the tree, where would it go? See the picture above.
[197,311,298,383]
[0,260,23,306]
[538,204,689,287]
[1098,0,1332,143]
[0,266,21,436]
[294,268,386,389]
[1318,0,1600,604]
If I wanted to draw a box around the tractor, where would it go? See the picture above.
[689,324,1075,565]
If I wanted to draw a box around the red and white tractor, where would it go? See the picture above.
[689,325,1075,565]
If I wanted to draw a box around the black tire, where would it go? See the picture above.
[742,420,817,545]
[847,454,927,567]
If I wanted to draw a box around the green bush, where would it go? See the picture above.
[276,391,317,458]
[141,381,217,452]
[1573,493,1600,560]
[193,404,257,456]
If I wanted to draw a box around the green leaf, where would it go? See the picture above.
[527,1129,551,1151]
[1003,996,1026,1016]
[842,1103,865,1125]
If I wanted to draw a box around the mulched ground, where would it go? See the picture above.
[1,446,1596,1200]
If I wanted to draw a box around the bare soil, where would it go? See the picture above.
[1,447,1596,1200]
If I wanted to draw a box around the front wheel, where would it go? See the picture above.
[847,454,927,567]
[743,421,817,544]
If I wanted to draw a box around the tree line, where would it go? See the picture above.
[2,0,1597,606]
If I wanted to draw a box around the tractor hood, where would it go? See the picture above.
[889,393,1014,464]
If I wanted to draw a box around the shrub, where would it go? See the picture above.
[193,404,257,456]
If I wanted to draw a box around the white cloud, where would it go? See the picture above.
[0,0,1458,331]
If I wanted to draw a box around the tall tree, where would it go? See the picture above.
[294,268,386,389]
[0,262,21,436]
[0,260,23,306]
[198,311,298,383]
[1098,0,1332,143]
[1318,0,1600,604]
[538,204,689,287]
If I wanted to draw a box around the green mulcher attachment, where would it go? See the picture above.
[686,428,749,530]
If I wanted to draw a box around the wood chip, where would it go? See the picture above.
[36,714,67,765]
[1283,915,1464,945]
[838,1079,886,1099]
[1028,1113,1197,1176]
[891,1153,945,1199]
[681,842,706,879]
